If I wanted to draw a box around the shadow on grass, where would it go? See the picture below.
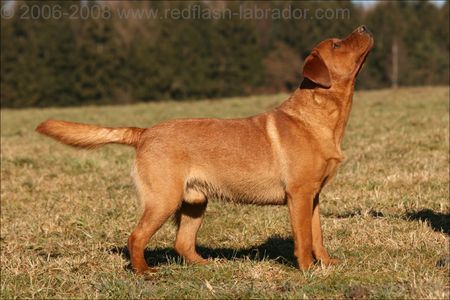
[109,236,296,269]
[405,209,449,235]
[323,208,449,235]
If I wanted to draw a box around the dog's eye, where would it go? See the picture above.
[332,42,341,49]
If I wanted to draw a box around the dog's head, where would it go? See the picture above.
[302,25,374,89]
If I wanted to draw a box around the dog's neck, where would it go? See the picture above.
[279,79,355,150]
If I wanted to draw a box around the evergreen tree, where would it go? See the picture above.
[1,0,449,107]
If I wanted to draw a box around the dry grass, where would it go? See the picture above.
[1,86,449,299]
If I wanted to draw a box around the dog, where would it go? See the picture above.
[36,25,373,274]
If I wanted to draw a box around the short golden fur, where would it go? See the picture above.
[36,26,373,274]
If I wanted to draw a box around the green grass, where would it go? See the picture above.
[1,86,449,299]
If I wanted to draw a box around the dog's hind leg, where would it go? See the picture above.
[128,171,183,274]
[174,201,208,265]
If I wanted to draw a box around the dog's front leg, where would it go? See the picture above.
[287,184,318,271]
[312,194,336,265]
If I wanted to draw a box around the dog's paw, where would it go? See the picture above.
[298,257,315,271]
[318,258,339,267]
[328,258,339,265]
[141,267,159,280]
[188,258,210,266]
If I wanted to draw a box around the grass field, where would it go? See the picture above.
[1,86,449,299]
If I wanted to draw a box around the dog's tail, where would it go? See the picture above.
[35,119,145,149]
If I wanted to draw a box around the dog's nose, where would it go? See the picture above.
[357,25,372,36]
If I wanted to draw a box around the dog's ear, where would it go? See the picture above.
[302,50,331,88]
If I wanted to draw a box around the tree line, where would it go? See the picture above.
[1,1,448,107]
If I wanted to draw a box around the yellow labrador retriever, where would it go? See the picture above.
[36,25,373,274]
